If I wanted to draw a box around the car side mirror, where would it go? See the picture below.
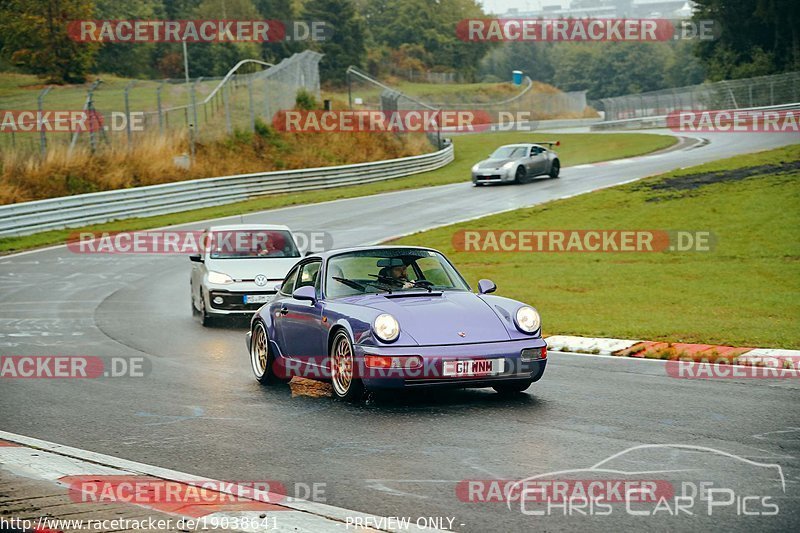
[293,285,316,303]
[189,254,203,263]
[304,250,314,257]
[478,279,496,294]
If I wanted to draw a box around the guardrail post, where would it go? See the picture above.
[37,86,52,158]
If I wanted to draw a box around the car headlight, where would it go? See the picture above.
[502,161,516,169]
[515,306,540,334]
[471,164,480,172]
[207,270,234,285]
[373,313,400,342]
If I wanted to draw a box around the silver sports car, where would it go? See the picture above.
[471,141,560,185]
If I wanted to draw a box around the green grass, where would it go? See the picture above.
[393,144,800,349]
[0,132,675,254]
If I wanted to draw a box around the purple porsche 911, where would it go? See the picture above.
[246,246,547,401]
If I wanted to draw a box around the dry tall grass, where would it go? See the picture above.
[0,128,432,205]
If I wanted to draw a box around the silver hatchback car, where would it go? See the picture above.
[471,141,560,185]
[190,224,301,326]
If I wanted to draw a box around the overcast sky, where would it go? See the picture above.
[479,0,569,15]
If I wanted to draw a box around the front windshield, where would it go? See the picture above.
[490,146,527,159]
[208,229,300,259]
[326,249,470,299]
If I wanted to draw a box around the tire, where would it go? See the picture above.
[330,330,364,402]
[190,285,200,316]
[549,159,560,179]
[514,166,526,184]
[492,379,534,394]
[199,295,216,327]
[250,322,283,385]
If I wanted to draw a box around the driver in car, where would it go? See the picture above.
[378,258,415,289]
[389,263,415,289]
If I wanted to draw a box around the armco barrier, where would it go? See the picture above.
[0,143,454,237]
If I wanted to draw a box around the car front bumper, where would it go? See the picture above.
[472,168,515,184]
[204,287,277,315]
[354,338,547,389]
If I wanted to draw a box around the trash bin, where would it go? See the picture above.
[512,70,523,85]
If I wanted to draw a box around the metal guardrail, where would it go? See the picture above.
[590,102,800,131]
[0,143,454,238]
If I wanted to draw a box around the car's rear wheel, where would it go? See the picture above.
[250,322,282,385]
[330,330,364,402]
[492,379,534,394]
[514,166,526,184]
[549,159,560,178]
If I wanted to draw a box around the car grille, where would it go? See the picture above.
[477,174,502,180]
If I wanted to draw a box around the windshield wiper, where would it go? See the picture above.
[332,276,366,291]
[333,276,393,294]
[371,274,434,292]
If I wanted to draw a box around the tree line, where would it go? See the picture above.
[0,0,796,99]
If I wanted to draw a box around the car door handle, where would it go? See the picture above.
[279,306,288,315]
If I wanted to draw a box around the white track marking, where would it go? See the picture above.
[0,431,444,533]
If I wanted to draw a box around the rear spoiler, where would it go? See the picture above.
[535,140,560,147]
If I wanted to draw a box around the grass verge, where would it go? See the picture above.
[0,132,676,254]
[392,144,800,349]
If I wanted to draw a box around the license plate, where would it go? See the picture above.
[244,294,271,304]
[442,359,504,377]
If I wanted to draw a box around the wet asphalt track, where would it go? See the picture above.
[1,130,798,532]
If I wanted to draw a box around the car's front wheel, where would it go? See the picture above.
[514,166,526,184]
[190,289,200,316]
[492,379,534,394]
[198,295,215,327]
[250,322,283,385]
[330,330,364,402]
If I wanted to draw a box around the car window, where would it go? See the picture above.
[414,257,454,286]
[490,146,527,159]
[208,229,300,259]
[325,249,470,299]
[296,261,321,290]
[279,266,300,294]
